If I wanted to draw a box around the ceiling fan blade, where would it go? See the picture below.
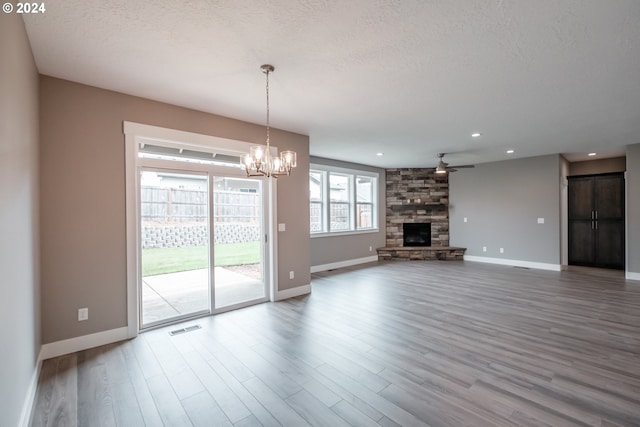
[446,164,475,173]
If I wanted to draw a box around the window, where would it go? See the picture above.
[309,171,324,233]
[310,165,378,235]
[356,176,374,229]
[330,173,351,231]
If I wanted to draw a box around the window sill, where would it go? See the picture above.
[311,229,380,238]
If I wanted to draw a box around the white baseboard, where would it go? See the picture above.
[464,255,561,272]
[19,354,42,427]
[311,255,378,273]
[626,271,640,281]
[275,284,311,301]
[39,326,129,361]
[21,326,127,426]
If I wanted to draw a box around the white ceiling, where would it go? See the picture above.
[23,0,640,168]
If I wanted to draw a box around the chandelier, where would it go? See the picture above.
[242,64,297,177]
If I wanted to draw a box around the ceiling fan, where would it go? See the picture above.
[429,153,475,174]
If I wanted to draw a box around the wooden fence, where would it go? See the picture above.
[141,187,260,223]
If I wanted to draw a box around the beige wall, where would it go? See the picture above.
[569,156,626,176]
[40,76,309,344]
[0,12,40,427]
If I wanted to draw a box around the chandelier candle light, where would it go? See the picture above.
[242,64,297,177]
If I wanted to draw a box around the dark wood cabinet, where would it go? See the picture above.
[568,173,625,269]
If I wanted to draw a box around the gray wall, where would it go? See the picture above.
[627,144,640,275]
[310,156,386,268]
[449,155,561,265]
[40,76,309,344]
[0,13,41,427]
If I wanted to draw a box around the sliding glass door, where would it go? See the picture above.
[140,170,211,328]
[213,177,265,309]
[138,165,268,329]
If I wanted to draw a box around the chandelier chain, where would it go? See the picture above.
[265,67,270,145]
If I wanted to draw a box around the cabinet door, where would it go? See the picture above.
[568,177,595,265]
[594,173,625,269]
[595,174,624,220]
[596,220,624,269]
[569,220,595,265]
[568,177,593,220]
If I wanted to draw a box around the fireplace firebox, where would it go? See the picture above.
[403,223,431,247]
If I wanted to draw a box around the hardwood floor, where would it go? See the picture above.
[31,261,640,426]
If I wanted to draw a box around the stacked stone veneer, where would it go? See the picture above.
[385,168,450,247]
[142,223,260,249]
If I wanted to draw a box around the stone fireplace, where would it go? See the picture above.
[377,168,465,261]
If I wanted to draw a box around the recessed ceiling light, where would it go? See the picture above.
[588,152,597,156]
[376,152,383,156]
[471,133,481,138]
[506,150,515,154]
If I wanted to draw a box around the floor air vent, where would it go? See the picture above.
[169,324,202,336]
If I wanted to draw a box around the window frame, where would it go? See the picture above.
[310,164,379,237]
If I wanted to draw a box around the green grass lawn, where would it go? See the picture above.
[142,242,260,276]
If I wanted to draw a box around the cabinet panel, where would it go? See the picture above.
[568,177,593,219]
[595,175,624,219]
[568,220,594,265]
[596,221,625,269]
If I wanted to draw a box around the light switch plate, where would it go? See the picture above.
[278,223,286,232]
[537,218,545,224]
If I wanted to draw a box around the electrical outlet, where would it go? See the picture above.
[369,246,373,252]
[500,248,504,253]
[537,218,545,224]
[289,271,294,279]
[464,217,467,223]
[78,308,88,321]
[482,246,487,252]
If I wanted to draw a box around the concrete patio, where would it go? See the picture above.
[141,266,264,326]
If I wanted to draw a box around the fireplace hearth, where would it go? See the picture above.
[403,223,431,247]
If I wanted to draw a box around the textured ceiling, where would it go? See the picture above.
[23,0,640,168]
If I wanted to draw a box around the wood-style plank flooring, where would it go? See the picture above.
[31,261,640,426]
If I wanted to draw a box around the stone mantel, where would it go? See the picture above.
[388,203,446,212]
